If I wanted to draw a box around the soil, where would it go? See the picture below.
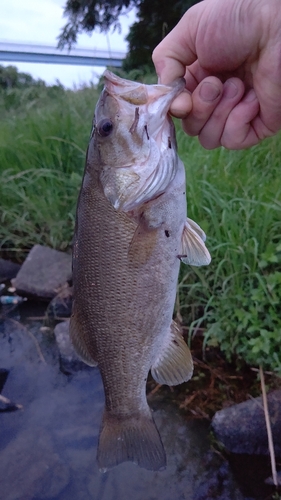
[147,332,281,421]
[147,332,281,500]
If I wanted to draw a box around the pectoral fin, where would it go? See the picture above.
[186,217,207,241]
[179,219,211,266]
[151,321,193,386]
[128,220,157,265]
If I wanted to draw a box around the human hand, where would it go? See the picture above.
[152,0,281,149]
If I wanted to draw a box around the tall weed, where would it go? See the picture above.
[177,129,281,372]
[0,85,98,258]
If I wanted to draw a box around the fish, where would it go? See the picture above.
[70,70,211,472]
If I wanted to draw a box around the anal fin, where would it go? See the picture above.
[69,312,98,367]
[180,218,211,266]
[151,321,193,386]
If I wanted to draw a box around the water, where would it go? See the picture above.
[0,305,261,500]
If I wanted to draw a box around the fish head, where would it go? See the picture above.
[92,71,185,211]
[93,77,148,169]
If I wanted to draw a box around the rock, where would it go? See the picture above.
[12,244,72,300]
[54,320,89,373]
[47,283,73,319]
[265,470,281,485]
[212,390,281,456]
[0,258,21,282]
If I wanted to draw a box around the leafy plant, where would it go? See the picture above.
[176,129,281,373]
[204,244,281,371]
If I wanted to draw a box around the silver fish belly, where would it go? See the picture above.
[70,71,211,472]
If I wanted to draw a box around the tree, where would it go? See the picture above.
[0,65,45,89]
[58,0,202,70]
[123,0,200,72]
[58,0,133,49]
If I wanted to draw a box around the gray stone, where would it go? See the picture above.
[47,283,73,319]
[0,258,21,282]
[12,244,72,300]
[265,470,281,485]
[212,390,281,456]
[54,320,88,373]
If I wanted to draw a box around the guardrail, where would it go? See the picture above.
[0,42,126,67]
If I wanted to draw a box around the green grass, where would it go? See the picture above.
[176,129,281,372]
[0,85,98,257]
[1,82,281,372]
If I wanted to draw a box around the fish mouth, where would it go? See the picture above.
[103,70,186,112]
[102,71,149,105]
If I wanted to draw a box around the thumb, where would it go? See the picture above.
[152,5,200,84]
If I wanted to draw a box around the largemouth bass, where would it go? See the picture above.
[70,71,211,472]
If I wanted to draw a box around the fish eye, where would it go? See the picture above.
[98,119,113,137]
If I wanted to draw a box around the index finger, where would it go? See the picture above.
[152,6,199,84]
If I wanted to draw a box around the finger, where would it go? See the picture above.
[252,37,281,135]
[169,63,212,119]
[181,77,224,137]
[169,90,192,119]
[221,90,260,149]
[184,61,214,93]
[198,78,245,149]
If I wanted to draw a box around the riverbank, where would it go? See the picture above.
[1,292,280,499]
[1,81,281,375]
[1,78,281,498]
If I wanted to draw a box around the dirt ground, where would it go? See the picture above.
[147,331,281,420]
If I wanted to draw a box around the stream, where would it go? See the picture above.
[0,302,276,500]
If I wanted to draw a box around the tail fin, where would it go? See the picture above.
[97,410,166,472]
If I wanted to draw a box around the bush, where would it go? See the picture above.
[177,129,281,373]
[205,243,281,371]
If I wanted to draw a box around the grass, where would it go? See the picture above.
[0,84,98,257]
[177,129,281,372]
[1,81,281,372]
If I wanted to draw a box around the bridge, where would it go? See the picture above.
[0,42,125,68]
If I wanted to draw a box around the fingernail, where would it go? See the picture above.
[199,82,221,102]
[244,89,257,102]
[223,81,238,99]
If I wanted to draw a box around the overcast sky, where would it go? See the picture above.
[0,0,135,87]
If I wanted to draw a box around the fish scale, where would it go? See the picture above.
[70,71,211,472]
